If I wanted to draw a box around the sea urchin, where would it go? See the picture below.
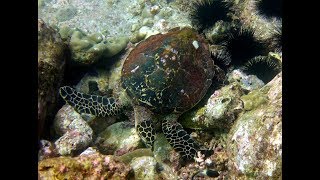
[190,0,231,32]
[256,0,282,18]
[243,55,282,83]
[222,27,269,67]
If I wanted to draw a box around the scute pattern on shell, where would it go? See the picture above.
[122,27,214,114]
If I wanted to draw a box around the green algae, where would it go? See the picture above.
[180,82,244,131]
[153,133,174,163]
[38,153,131,179]
[38,157,87,179]
[241,89,268,111]
[226,73,282,179]
[102,36,129,58]
[118,148,154,164]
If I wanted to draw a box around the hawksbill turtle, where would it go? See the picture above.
[59,27,215,160]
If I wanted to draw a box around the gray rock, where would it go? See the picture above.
[130,156,157,180]
[227,69,265,91]
[130,155,178,179]
[53,105,93,156]
[95,121,143,155]
[179,82,244,131]
[38,140,58,161]
[226,72,282,179]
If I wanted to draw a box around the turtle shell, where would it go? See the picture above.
[121,27,214,114]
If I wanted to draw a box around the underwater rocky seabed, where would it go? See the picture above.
[38,0,282,179]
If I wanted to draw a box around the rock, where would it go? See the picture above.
[38,140,58,161]
[153,133,180,171]
[38,151,131,179]
[69,30,103,65]
[153,133,174,162]
[69,30,129,65]
[226,72,282,179]
[180,82,244,131]
[138,26,160,40]
[102,36,129,58]
[178,150,222,179]
[38,19,66,138]
[241,88,268,111]
[58,25,75,41]
[227,69,265,92]
[150,5,160,15]
[75,69,110,96]
[53,105,93,156]
[157,163,179,180]
[96,122,143,155]
[130,156,157,180]
[118,148,154,164]
[79,147,99,156]
[129,155,178,180]
[142,18,154,26]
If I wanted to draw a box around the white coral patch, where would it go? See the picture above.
[263,160,276,176]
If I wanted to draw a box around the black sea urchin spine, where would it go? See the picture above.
[190,0,231,32]
[222,27,269,67]
[256,0,282,19]
[268,24,282,52]
[243,55,282,83]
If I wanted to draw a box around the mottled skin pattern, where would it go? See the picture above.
[60,86,123,116]
[60,27,214,160]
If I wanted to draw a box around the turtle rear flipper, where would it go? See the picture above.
[162,119,199,160]
[59,86,123,117]
[137,119,155,149]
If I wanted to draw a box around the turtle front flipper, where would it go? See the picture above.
[162,117,199,160]
[59,86,123,117]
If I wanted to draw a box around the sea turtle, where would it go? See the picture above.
[59,27,215,160]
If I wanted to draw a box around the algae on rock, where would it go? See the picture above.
[153,133,174,163]
[38,19,66,138]
[130,156,158,180]
[227,69,265,92]
[226,72,282,179]
[53,105,93,156]
[38,151,131,179]
[118,148,154,164]
[69,30,129,65]
[180,82,244,131]
[96,121,143,155]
